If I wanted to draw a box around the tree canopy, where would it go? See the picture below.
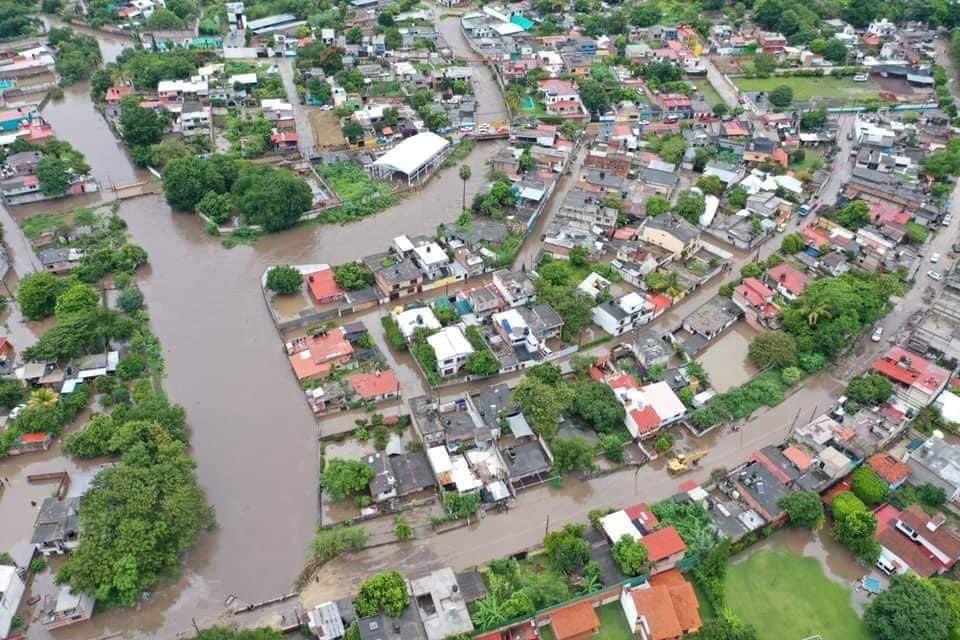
[612,535,648,576]
[544,524,590,575]
[231,164,313,232]
[778,490,824,529]
[320,458,374,501]
[355,571,410,617]
[851,466,888,506]
[266,266,302,295]
[17,272,71,320]
[865,575,955,640]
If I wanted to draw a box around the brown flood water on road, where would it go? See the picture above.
[0,15,508,638]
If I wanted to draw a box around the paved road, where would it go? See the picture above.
[276,58,315,158]
[704,58,745,111]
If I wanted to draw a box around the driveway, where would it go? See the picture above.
[276,58,316,158]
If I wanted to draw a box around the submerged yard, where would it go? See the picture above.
[725,549,871,640]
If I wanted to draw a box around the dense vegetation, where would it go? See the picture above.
[48,27,102,85]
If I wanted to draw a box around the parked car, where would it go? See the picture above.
[932,252,942,263]
[853,73,868,82]
[952,242,960,253]
[798,204,811,217]
[943,214,953,227]
[830,395,848,422]
[872,327,884,342]
[928,270,944,281]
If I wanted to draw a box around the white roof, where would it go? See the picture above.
[937,390,960,424]
[394,307,441,339]
[451,455,482,493]
[506,413,534,438]
[229,72,258,85]
[0,564,16,590]
[427,446,453,472]
[427,326,475,361]
[373,132,450,176]
[491,22,524,35]
[643,381,686,422]
[577,272,611,298]
[492,308,528,337]
[700,194,720,227]
[413,242,448,266]
[599,510,642,542]
[773,175,803,194]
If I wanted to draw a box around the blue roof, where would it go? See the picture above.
[510,15,534,30]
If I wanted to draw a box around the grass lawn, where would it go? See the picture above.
[734,76,880,103]
[692,80,723,108]
[725,550,871,640]
[790,149,826,172]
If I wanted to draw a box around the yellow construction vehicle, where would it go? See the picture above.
[667,449,707,474]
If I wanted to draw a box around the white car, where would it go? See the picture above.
[943,215,953,227]
[932,252,941,263]
[928,270,944,281]
[872,327,884,342]
[853,73,868,82]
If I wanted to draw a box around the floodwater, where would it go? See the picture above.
[697,323,760,393]
[0,14,509,638]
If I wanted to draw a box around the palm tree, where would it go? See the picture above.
[803,300,832,327]
[664,272,685,300]
[27,388,58,411]
[458,164,471,212]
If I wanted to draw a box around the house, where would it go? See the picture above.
[757,31,787,52]
[639,168,680,198]
[620,569,702,640]
[306,267,344,305]
[38,247,83,274]
[308,601,347,640]
[593,292,655,336]
[846,167,926,211]
[642,527,688,575]
[493,269,536,307]
[538,79,586,119]
[500,428,553,486]
[867,452,910,489]
[608,374,686,439]
[876,504,960,576]
[179,101,211,137]
[40,586,94,630]
[347,371,400,402]
[733,461,792,524]
[732,277,779,329]
[31,497,81,556]
[680,295,740,351]
[427,326,475,377]
[631,330,671,368]
[363,450,436,502]
[557,189,618,232]
[375,258,423,299]
[411,242,451,281]
[546,600,600,640]
[578,272,612,300]
[394,307,442,341]
[639,216,700,258]
[272,130,299,152]
[356,610,427,640]
[765,263,809,300]
[409,568,474,640]
[907,437,960,503]
[872,346,949,410]
[286,329,355,381]
[0,565,25,640]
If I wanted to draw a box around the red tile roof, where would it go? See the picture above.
[272,131,298,144]
[900,505,960,563]
[630,405,662,435]
[288,331,353,380]
[306,268,343,304]
[642,526,686,562]
[608,373,640,390]
[876,523,941,577]
[767,262,809,296]
[723,121,750,137]
[629,587,682,640]
[19,432,48,444]
[549,600,599,640]
[872,346,949,394]
[625,502,659,532]
[735,277,776,317]
[539,79,578,95]
[867,452,910,486]
[646,293,672,315]
[106,85,134,102]
[348,371,399,399]
[783,445,813,472]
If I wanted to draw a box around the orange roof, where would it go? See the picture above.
[646,293,672,314]
[19,432,49,444]
[867,452,910,485]
[288,331,353,380]
[549,600,599,640]
[642,527,686,562]
[608,373,639,390]
[783,445,813,472]
[630,405,662,435]
[348,371,399,399]
[306,268,343,303]
[629,587,682,640]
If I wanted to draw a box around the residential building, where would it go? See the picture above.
[732,277,779,330]
[638,167,680,198]
[179,101,211,137]
[427,326,475,376]
[871,346,949,410]
[593,292,655,336]
[40,587,94,631]
[375,258,423,299]
[608,374,686,439]
[733,461,792,524]
[31,497,81,556]
[412,242,451,280]
[631,331,671,368]
[680,295,740,352]
[908,437,960,503]
[876,504,960,576]
[363,450,436,502]
[867,452,910,489]
[493,269,536,307]
[545,600,600,640]
[639,216,701,258]
[846,167,926,210]
[409,568,474,640]
[286,329,354,381]
[0,565,24,640]
[347,371,400,402]
[643,527,688,575]
[394,307,442,341]
[307,601,347,640]
[557,189,618,232]
[620,569,702,640]
[305,267,344,305]
[766,263,809,300]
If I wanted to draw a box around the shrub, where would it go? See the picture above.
[266,265,302,295]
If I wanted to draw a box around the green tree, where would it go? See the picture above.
[646,195,670,216]
[333,263,374,290]
[465,351,500,376]
[513,377,572,440]
[36,155,71,196]
[612,534,648,576]
[851,466,888,506]
[544,524,590,574]
[748,330,798,369]
[833,200,871,230]
[674,191,706,225]
[778,490,824,528]
[833,507,880,563]
[577,78,611,115]
[195,628,285,640]
[728,185,748,209]
[657,135,688,164]
[119,99,165,148]
[232,165,313,232]
[320,458,374,500]
[780,233,805,254]
[307,77,332,105]
[355,571,410,617]
[458,164,471,213]
[55,283,99,317]
[163,156,228,212]
[696,175,725,196]
[845,373,893,406]
[310,525,368,562]
[753,52,777,76]
[800,108,828,130]
[195,192,234,224]
[17,272,69,320]
[654,432,674,453]
[265,265,302,295]
[823,39,848,65]
[117,287,144,313]
[145,7,186,29]
[384,27,402,50]
[551,436,595,474]
[393,516,413,541]
[346,26,363,44]
[342,121,364,143]
[689,619,759,640]
[865,575,955,640]
[768,85,794,108]
[600,434,625,463]
[569,381,626,434]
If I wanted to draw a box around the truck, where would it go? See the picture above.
[667,450,708,474]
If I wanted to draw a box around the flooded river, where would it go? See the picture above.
[0,14,508,639]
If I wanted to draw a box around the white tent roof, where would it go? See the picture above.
[599,510,641,543]
[373,132,450,176]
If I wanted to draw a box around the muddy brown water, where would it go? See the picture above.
[697,323,760,393]
[0,15,508,638]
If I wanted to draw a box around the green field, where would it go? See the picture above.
[734,76,880,103]
[725,550,871,640]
